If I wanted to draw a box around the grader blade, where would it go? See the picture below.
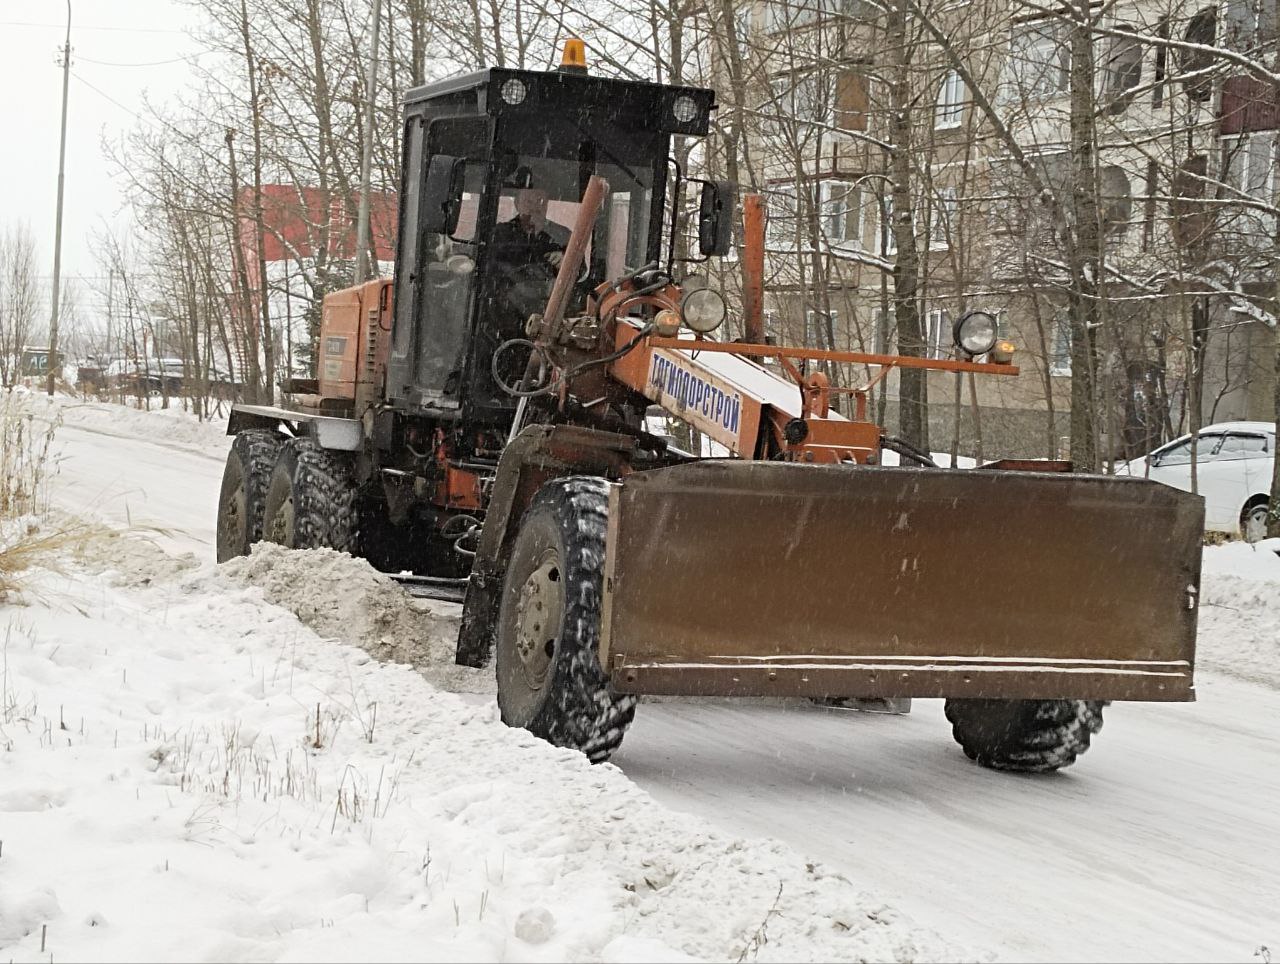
[600,461,1202,702]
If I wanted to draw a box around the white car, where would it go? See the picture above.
[1117,421,1275,542]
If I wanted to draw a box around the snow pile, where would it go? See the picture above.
[20,390,232,455]
[1203,539,1280,582]
[0,535,971,963]
[1198,541,1280,689]
[877,450,977,468]
[210,543,485,694]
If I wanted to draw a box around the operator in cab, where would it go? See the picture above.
[483,186,575,397]
[491,187,571,274]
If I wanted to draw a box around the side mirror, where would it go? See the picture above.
[698,180,737,257]
[422,155,467,236]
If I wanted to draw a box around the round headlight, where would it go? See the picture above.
[681,288,726,334]
[953,310,998,357]
[672,94,699,124]
[500,78,527,105]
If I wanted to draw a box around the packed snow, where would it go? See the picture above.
[4,395,1280,962]
[0,524,964,963]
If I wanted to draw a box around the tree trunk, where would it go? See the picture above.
[888,0,928,450]
[240,0,275,402]
[1066,5,1101,472]
[1270,304,1280,537]
[225,128,264,403]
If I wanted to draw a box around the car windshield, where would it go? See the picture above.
[1156,435,1221,465]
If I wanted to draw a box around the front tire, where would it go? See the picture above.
[261,437,359,552]
[945,698,1105,773]
[495,476,636,763]
[216,429,285,562]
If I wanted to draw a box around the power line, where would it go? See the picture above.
[70,70,147,119]
[0,20,188,34]
[77,54,202,68]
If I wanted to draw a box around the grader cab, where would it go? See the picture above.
[216,43,1202,774]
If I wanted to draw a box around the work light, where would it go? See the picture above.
[673,95,699,124]
[681,288,727,334]
[953,310,998,357]
[500,78,528,105]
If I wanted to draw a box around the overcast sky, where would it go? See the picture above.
[2,1,202,309]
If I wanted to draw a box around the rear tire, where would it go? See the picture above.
[261,437,359,552]
[495,476,636,763]
[944,698,1105,773]
[1242,497,1270,544]
[216,429,285,562]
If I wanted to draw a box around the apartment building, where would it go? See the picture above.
[721,0,1275,458]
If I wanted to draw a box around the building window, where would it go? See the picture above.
[805,309,839,348]
[1181,9,1217,103]
[872,307,894,354]
[1222,132,1278,234]
[930,187,958,248]
[1101,29,1142,113]
[820,180,864,248]
[935,70,965,129]
[1004,22,1070,100]
[880,195,897,255]
[925,308,950,359]
[1051,317,1072,375]
[767,184,800,247]
[1171,154,1213,248]
[1224,0,1279,49]
[1223,132,1275,200]
[764,0,876,32]
[764,308,781,341]
[995,310,1010,339]
[1152,17,1169,107]
[1098,166,1134,237]
[768,72,836,131]
[734,6,753,61]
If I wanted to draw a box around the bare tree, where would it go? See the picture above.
[0,225,41,388]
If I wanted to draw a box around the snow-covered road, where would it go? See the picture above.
[45,404,1280,962]
[50,422,229,557]
[617,683,1279,962]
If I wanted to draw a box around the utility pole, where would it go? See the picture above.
[47,0,71,396]
[353,0,383,284]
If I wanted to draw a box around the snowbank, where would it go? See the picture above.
[1202,539,1280,582]
[0,530,971,963]
[1197,541,1280,689]
[211,543,485,694]
[17,390,232,455]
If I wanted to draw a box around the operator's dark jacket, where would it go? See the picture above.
[490,216,571,269]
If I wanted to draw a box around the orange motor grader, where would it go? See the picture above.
[216,45,1202,773]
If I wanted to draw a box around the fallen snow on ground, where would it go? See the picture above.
[18,388,232,455]
[1197,540,1280,689]
[0,528,971,963]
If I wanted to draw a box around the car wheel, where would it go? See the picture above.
[1242,499,1270,543]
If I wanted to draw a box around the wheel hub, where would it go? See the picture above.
[222,488,243,535]
[267,493,294,546]
[1245,505,1269,543]
[513,553,563,693]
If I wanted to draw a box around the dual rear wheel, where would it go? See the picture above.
[216,432,358,560]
